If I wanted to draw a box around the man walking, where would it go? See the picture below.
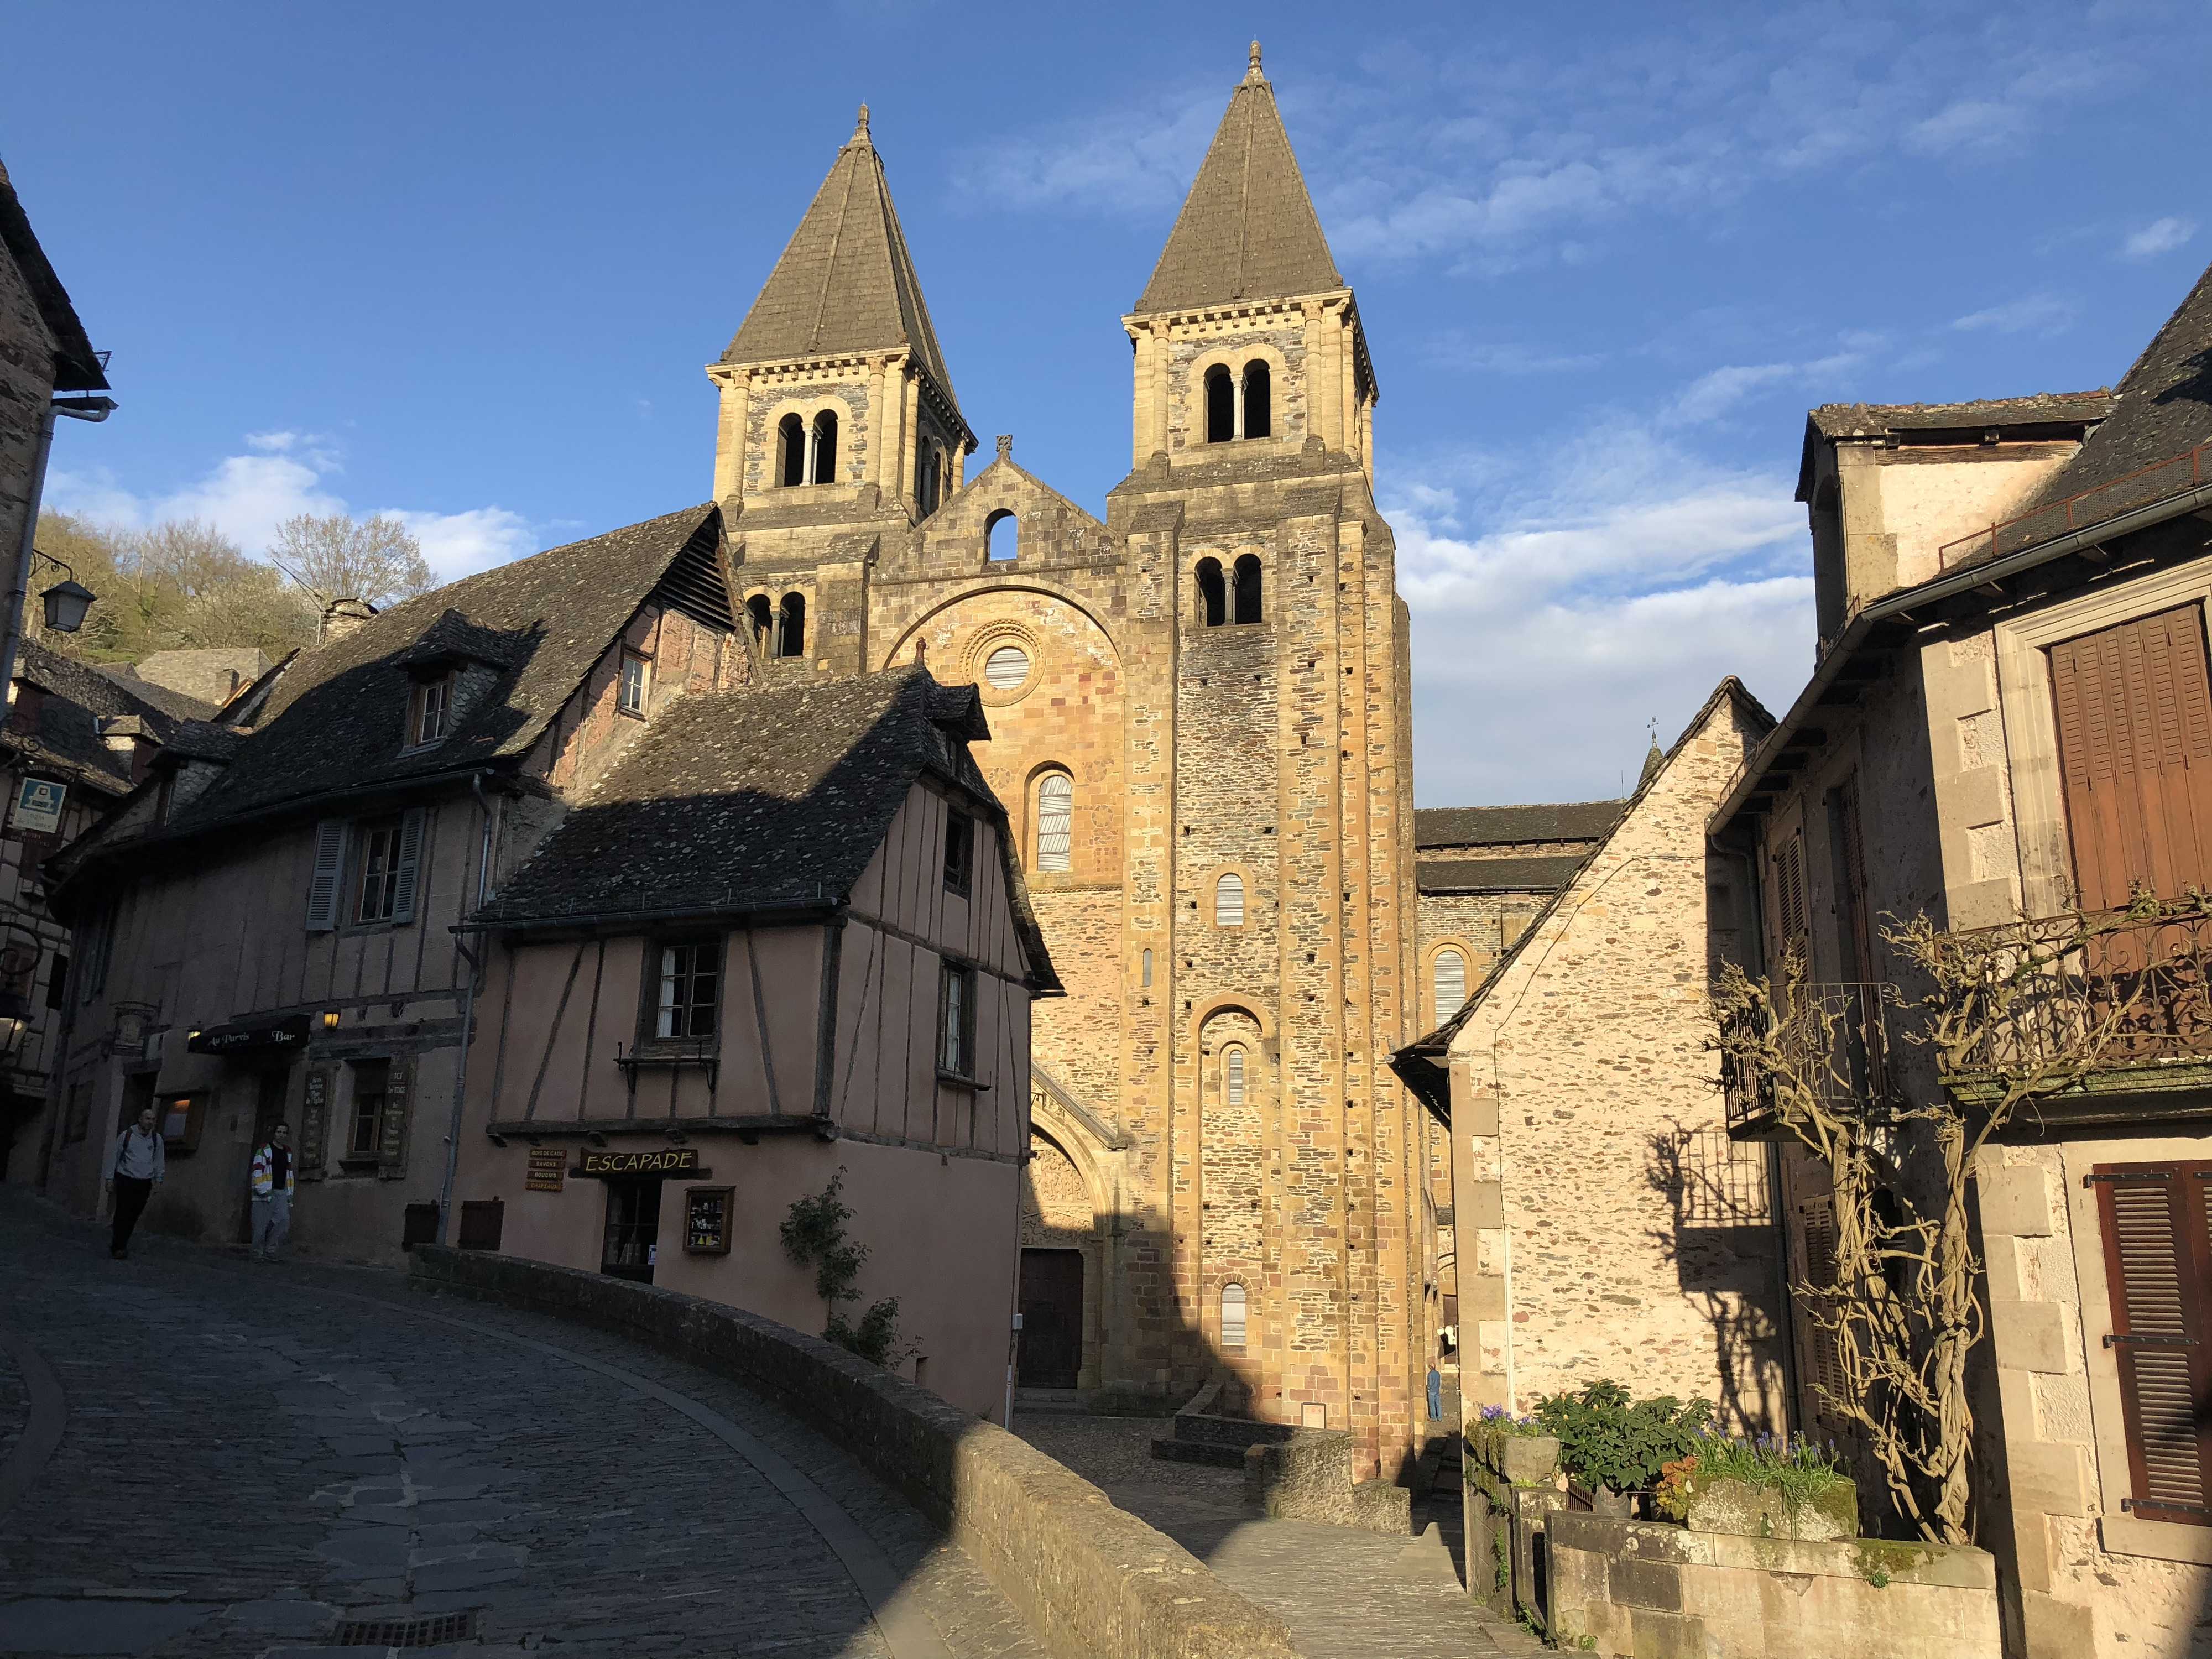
[102,1106,165,1260]
[250,1121,294,1261]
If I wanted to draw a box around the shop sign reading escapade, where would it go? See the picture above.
[577,1146,702,1178]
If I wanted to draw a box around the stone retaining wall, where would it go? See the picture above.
[1545,1511,2000,1658]
[409,1246,1297,1659]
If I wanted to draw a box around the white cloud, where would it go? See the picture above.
[1388,428,1811,804]
[1950,292,2075,336]
[1668,353,1860,424]
[951,86,1223,214]
[389,507,536,582]
[44,437,538,586]
[2122,216,2197,260]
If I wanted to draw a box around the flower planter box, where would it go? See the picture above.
[1684,1473,1859,1543]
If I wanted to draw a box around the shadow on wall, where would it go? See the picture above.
[1642,1120,1788,1436]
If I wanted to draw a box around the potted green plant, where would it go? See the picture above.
[1531,1380,1713,1516]
[1655,1431,1857,1542]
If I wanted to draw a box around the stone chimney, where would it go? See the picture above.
[97,714,159,786]
[320,597,377,645]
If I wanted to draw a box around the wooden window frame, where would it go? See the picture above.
[937,959,978,1082]
[684,1185,734,1255]
[342,1059,392,1171]
[644,937,721,1045]
[618,650,650,719]
[349,811,425,928]
[943,807,974,897]
[406,674,455,750]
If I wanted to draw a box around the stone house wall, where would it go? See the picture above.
[1449,685,1791,1429]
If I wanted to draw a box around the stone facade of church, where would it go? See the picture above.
[708,53,1424,1478]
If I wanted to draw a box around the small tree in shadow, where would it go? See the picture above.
[781,1168,912,1370]
[1710,901,2161,1543]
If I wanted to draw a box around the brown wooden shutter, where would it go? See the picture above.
[1796,1197,1850,1431]
[1773,832,1810,972]
[2051,606,2212,910]
[2093,1160,2212,1524]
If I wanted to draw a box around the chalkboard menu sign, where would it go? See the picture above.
[685,1186,733,1255]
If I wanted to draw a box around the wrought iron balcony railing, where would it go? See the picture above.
[1938,905,2212,1088]
[1722,981,1896,1136]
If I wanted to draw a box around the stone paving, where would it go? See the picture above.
[1011,1416,1542,1659]
[0,1191,1040,1659]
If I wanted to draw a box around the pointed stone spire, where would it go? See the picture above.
[722,108,962,412]
[1134,46,1341,312]
[1638,719,1666,789]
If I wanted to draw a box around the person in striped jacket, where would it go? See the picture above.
[249,1123,294,1261]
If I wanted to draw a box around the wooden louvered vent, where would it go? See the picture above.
[2050,606,2212,910]
[2093,1161,2212,1524]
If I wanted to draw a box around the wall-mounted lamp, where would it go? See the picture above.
[321,1009,341,1031]
[39,578,95,633]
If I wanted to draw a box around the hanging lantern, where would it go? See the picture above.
[40,580,96,633]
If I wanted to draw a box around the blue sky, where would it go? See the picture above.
[7,2,2208,805]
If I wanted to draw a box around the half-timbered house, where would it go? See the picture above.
[38,504,745,1259]
[451,664,1060,1420]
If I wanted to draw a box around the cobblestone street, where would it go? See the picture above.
[1010,1417,1540,1659]
[0,1192,1039,1659]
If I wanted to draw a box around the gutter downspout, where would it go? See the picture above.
[2,395,115,702]
[436,773,498,1247]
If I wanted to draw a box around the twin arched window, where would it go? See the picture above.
[1215,871,1245,928]
[1196,555,1263,627]
[1433,948,1467,1016]
[1203,361,1273,444]
[1034,772,1073,872]
[751,592,806,659]
[777,411,841,487]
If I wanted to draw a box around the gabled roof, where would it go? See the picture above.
[3,640,197,795]
[0,159,107,393]
[722,109,963,415]
[1134,46,1342,314]
[472,666,1060,992]
[1415,801,1624,849]
[1391,677,1775,1119]
[165,504,728,826]
[2019,257,2212,517]
[1805,392,2113,441]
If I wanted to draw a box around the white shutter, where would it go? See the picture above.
[1215,872,1245,927]
[1434,948,1467,1015]
[1036,775,1072,872]
[389,810,428,924]
[305,821,347,932]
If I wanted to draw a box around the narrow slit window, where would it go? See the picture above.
[943,808,973,896]
[1433,948,1467,1015]
[747,594,773,651]
[1215,871,1245,928]
[1205,366,1234,443]
[1140,948,1152,988]
[654,941,720,1040]
[1243,361,1271,439]
[1226,1046,1245,1106]
[779,414,806,487]
[810,410,839,484]
[1233,555,1262,625]
[1221,1282,1248,1351]
[1035,773,1073,873]
[1196,559,1225,628]
[938,961,977,1077]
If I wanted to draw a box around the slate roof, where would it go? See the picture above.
[1416,855,1586,895]
[473,666,1060,992]
[0,159,107,392]
[1415,801,1624,849]
[1134,50,1342,313]
[3,640,197,795]
[1806,391,2114,440]
[722,111,962,416]
[2016,258,2212,521]
[164,504,726,827]
[91,665,222,723]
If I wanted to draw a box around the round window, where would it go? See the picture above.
[983,645,1030,690]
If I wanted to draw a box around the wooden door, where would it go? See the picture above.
[1017,1248,1084,1389]
[2051,606,2212,909]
